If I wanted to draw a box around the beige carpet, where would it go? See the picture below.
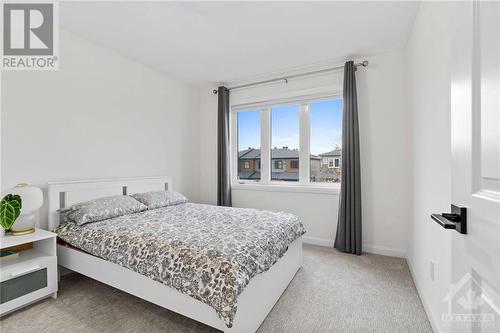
[1,245,431,332]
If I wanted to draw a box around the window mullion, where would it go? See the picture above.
[230,111,238,185]
[260,108,271,184]
[299,104,310,184]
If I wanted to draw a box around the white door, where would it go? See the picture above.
[448,1,500,331]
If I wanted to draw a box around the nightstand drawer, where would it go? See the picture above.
[0,255,57,315]
[1,268,48,304]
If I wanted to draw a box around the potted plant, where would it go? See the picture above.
[0,194,22,237]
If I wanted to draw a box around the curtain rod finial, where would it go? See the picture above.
[213,89,218,94]
[361,60,369,67]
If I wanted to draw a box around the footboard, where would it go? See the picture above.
[58,237,303,333]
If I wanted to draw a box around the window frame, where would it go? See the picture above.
[328,158,334,168]
[274,160,284,170]
[230,88,342,193]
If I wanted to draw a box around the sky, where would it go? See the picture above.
[238,99,343,155]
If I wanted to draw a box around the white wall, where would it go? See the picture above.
[1,29,201,229]
[198,51,411,257]
[405,2,452,331]
[357,52,411,255]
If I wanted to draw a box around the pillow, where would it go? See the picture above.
[131,190,188,209]
[65,195,147,225]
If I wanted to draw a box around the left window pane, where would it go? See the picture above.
[238,110,261,181]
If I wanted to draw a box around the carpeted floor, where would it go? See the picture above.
[1,245,431,332]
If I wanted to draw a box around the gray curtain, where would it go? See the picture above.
[334,61,362,255]
[217,86,232,207]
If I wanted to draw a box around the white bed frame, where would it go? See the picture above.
[47,177,302,333]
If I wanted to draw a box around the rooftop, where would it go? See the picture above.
[239,148,321,160]
[319,149,342,157]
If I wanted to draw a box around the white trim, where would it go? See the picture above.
[302,236,334,247]
[299,104,310,184]
[303,237,408,259]
[230,111,239,185]
[361,244,407,258]
[231,183,340,195]
[406,257,440,332]
[261,108,271,183]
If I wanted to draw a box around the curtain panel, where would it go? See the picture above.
[217,86,232,207]
[334,61,362,255]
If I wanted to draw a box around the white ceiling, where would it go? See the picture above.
[60,1,419,86]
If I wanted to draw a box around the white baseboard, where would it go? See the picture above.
[406,257,439,332]
[302,237,406,258]
[362,244,406,258]
[302,236,334,247]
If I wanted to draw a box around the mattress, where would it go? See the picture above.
[55,202,305,328]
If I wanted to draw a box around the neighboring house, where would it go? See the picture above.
[238,147,320,181]
[316,148,342,183]
[238,148,261,180]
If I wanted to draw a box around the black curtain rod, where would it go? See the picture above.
[212,60,368,94]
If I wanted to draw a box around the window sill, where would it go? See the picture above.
[231,183,340,195]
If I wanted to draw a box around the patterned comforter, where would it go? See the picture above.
[55,203,306,328]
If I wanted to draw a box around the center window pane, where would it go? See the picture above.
[271,104,300,182]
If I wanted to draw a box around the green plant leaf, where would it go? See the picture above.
[0,194,22,230]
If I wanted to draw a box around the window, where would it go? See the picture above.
[233,95,342,187]
[271,105,300,181]
[237,110,261,181]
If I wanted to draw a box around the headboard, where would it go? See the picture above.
[47,176,173,231]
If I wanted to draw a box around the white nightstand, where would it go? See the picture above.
[0,228,58,316]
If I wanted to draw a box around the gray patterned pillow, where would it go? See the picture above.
[65,195,147,225]
[131,191,188,209]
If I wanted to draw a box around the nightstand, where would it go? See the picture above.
[0,228,58,316]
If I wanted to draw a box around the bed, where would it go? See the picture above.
[48,177,305,333]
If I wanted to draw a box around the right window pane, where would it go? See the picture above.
[310,99,343,183]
